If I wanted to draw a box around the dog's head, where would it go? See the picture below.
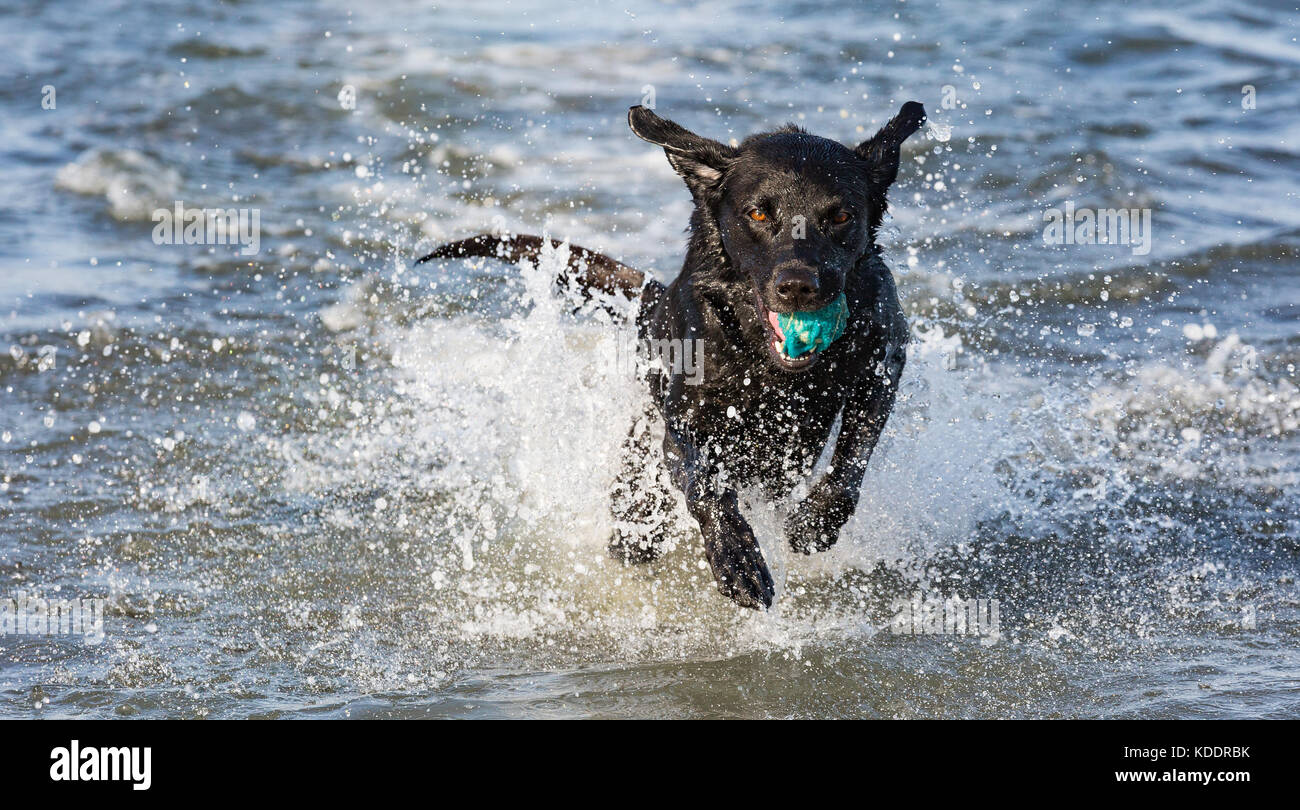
[629,102,924,371]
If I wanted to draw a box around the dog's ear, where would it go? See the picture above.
[629,106,737,195]
[854,101,926,190]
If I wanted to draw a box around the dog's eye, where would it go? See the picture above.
[832,210,852,225]
[748,209,768,222]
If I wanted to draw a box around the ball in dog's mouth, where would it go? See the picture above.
[755,292,849,371]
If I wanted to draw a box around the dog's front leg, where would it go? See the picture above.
[786,346,905,553]
[662,421,775,610]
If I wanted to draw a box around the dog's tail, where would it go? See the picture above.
[416,234,655,310]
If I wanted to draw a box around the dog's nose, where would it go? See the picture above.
[774,268,820,309]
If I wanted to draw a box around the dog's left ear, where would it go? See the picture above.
[854,101,926,190]
[629,106,738,196]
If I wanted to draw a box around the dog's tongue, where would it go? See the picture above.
[767,310,784,340]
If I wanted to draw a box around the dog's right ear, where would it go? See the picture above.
[854,101,926,190]
[629,106,737,195]
[853,101,926,236]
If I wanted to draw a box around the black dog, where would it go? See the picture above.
[420,101,925,609]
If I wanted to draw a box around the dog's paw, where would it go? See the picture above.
[786,483,857,554]
[701,510,775,610]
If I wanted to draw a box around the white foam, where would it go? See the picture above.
[1087,333,1300,468]
[286,244,1031,661]
[54,149,181,221]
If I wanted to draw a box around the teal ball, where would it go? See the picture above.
[776,293,849,358]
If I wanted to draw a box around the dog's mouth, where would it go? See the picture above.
[753,293,823,371]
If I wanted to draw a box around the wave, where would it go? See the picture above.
[54,149,181,222]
